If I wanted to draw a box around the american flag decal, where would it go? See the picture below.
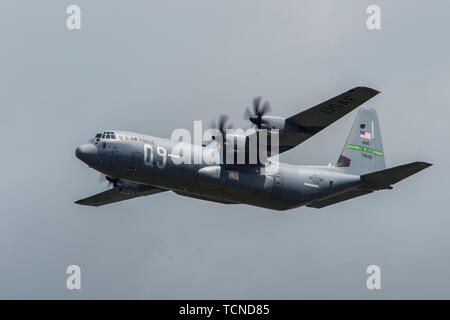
[360,131,372,140]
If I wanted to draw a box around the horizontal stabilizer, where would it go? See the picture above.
[360,161,432,190]
[308,161,432,209]
[307,189,373,209]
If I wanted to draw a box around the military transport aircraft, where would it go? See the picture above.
[75,87,431,210]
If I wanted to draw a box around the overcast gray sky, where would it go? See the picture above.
[0,0,449,299]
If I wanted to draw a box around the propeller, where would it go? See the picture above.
[243,96,271,128]
[209,114,233,141]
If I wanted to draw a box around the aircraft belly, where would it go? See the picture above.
[185,167,295,210]
[173,185,292,211]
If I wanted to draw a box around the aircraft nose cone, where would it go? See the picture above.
[75,144,98,164]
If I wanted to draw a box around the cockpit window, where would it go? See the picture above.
[99,131,116,139]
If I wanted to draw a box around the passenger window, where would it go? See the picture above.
[102,134,105,139]
[106,135,110,139]
[111,135,116,139]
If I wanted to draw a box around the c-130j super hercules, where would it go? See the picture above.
[75,87,431,210]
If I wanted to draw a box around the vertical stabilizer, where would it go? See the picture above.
[336,107,385,175]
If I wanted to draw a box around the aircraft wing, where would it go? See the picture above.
[75,187,167,207]
[276,86,380,153]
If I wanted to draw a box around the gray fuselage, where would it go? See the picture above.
[76,130,362,211]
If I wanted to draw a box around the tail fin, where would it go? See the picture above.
[336,106,385,175]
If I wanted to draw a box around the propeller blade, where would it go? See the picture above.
[218,114,228,133]
[245,96,271,128]
[243,106,252,120]
[209,114,233,137]
[261,101,271,115]
[252,96,262,115]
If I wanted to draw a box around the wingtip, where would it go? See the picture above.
[357,86,380,94]
[418,162,433,168]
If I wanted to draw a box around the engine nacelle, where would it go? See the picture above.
[260,115,297,131]
[197,165,222,189]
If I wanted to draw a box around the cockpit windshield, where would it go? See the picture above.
[92,132,117,142]
[99,131,116,140]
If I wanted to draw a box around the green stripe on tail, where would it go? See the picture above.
[347,144,383,156]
